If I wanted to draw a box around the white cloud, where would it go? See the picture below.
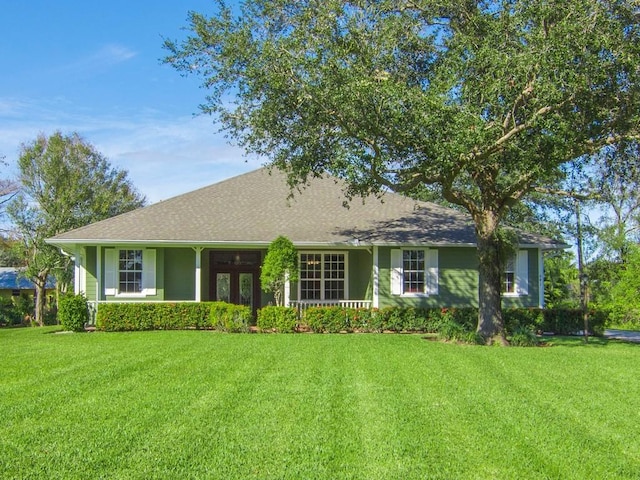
[0,97,264,203]
[50,43,138,79]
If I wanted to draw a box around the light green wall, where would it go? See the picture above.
[90,245,541,308]
[503,248,540,308]
[377,246,540,309]
[164,248,196,300]
[85,247,97,302]
[101,247,165,301]
[349,249,373,300]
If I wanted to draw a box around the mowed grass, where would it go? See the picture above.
[1,328,639,479]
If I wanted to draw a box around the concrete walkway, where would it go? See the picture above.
[604,329,640,343]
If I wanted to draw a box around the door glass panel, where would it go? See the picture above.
[216,273,230,302]
[239,273,253,308]
[213,252,260,267]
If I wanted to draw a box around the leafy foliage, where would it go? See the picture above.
[58,294,89,332]
[96,302,252,332]
[260,236,298,306]
[209,301,252,332]
[257,305,298,333]
[8,132,145,326]
[164,0,639,339]
[605,247,640,327]
[544,251,579,309]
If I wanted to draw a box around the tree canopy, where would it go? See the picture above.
[8,132,146,326]
[165,0,640,341]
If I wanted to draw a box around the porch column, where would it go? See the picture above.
[284,273,290,307]
[538,248,545,308]
[193,247,204,302]
[74,247,86,295]
[373,245,379,308]
[97,246,102,301]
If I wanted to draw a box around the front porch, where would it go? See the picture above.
[289,299,373,313]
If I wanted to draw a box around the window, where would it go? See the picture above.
[403,250,425,293]
[391,249,438,296]
[503,250,529,296]
[119,249,143,293]
[299,252,346,300]
[104,248,156,296]
[503,257,516,294]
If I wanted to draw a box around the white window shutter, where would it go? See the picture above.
[143,249,157,296]
[426,249,439,296]
[516,250,529,296]
[390,249,403,295]
[104,249,117,296]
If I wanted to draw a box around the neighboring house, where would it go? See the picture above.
[0,267,56,301]
[46,168,563,317]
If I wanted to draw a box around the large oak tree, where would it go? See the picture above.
[164,0,639,342]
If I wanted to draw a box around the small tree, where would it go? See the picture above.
[8,132,146,326]
[261,236,298,306]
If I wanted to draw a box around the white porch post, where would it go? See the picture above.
[74,247,85,295]
[97,246,102,301]
[193,247,204,302]
[538,248,545,308]
[373,245,379,308]
[284,273,291,307]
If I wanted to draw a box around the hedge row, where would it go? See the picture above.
[96,302,251,332]
[263,306,606,336]
[95,302,606,337]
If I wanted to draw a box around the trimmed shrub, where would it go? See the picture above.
[349,308,384,332]
[97,302,212,331]
[58,294,89,332]
[304,306,349,333]
[257,306,298,333]
[209,302,251,333]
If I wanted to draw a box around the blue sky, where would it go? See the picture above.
[0,0,260,203]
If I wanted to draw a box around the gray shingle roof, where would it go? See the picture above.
[47,167,560,248]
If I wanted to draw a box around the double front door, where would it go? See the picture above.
[210,251,261,312]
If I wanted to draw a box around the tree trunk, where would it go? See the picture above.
[33,268,50,327]
[475,214,508,345]
[34,281,46,327]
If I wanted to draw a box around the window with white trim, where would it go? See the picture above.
[503,250,529,296]
[391,248,438,296]
[299,252,346,300]
[503,256,516,294]
[119,249,143,293]
[104,248,156,297]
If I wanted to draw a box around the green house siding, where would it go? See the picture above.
[84,247,98,302]
[164,248,196,300]
[349,249,373,300]
[377,246,541,309]
[377,247,478,309]
[502,248,540,308]
[102,247,165,301]
[88,244,541,309]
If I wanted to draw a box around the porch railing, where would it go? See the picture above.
[289,300,373,313]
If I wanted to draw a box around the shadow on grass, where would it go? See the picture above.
[541,335,630,348]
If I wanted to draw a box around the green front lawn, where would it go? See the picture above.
[1,327,639,479]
